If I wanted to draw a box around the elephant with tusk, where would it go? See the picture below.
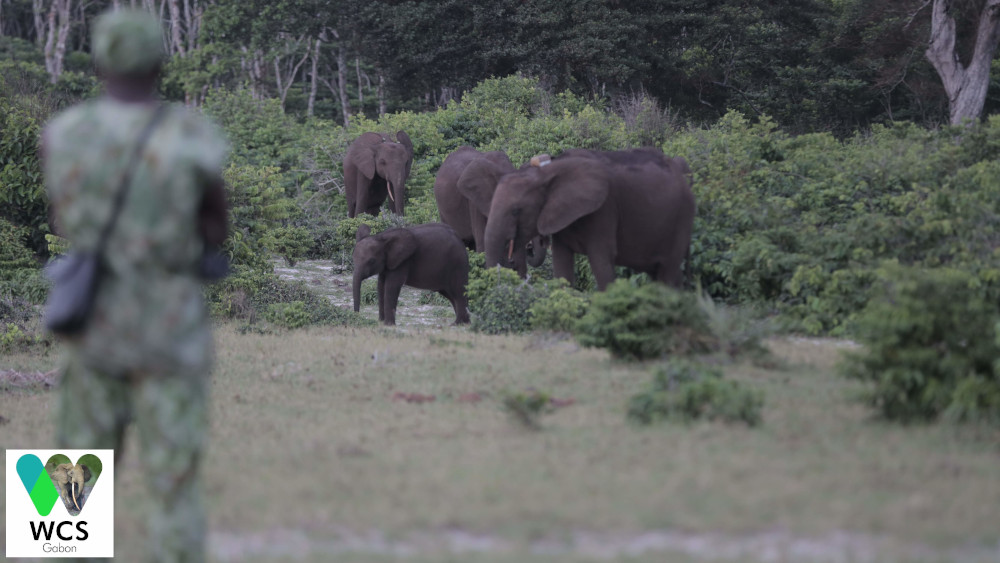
[344,130,413,217]
[49,462,92,513]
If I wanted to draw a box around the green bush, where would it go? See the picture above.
[0,295,47,353]
[529,284,589,332]
[500,388,555,431]
[206,265,373,328]
[470,279,543,335]
[575,280,717,360]
[263,301,312,329]
[0,99,48,256]
[840,264,1000,423]
[261,226,312,267]
[627,360,764,426]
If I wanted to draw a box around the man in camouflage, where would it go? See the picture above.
[42,9,228,563]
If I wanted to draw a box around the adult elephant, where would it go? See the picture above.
[49,462,92,513]
[344,131,413,217]
[353,223,470,325]
[433,146,546,277]
[484,149,695,290]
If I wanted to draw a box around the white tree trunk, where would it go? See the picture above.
[53,0,70,79]
[308,37,320,117]
[33,0,46,45]
[166,0,185,56]
[378,69,386,116]
[926,0,1000,124]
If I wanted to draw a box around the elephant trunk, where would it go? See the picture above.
[389,174,406,215]
[526,236,548,268]
[353,271,363,312]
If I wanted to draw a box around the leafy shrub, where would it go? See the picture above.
[206,265,373,328]
[0,295,47,353]
[501,389,555,431]
[222,164,299,271]
[0,99,48,256]
[261,226,312,267]
[263,301,311,329]
[840,263,1000,423]
[203,88,306,170]
[529,284,589,332]
[470,279,543,335]
[575,280,716,360]
[627,360,764,426]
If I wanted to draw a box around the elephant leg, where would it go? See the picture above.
[656,238,690,289]
[382,270,407,325]
[470,212,488,253]
[587,251,617,291]
[551,238,576,286]
[355,177,371,218]
[377,273,386,322]
[452,290,470,324]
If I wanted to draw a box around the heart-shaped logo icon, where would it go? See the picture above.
[16,453,104,516]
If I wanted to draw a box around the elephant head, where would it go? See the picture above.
[49,463,92,513]
[352,225,418,312]
[458,157,549,275]
[345,131,414,216]
[484,155,611,271]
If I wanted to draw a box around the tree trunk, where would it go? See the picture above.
[378,69,386,116]
[329,29,351,127]
[356,57,363,106]
[926,0,1000,124]
[166,0,185,56]
[33,0,45,46]
[307,37,320,117]
[53,0,70,79]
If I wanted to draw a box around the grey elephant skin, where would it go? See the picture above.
[433,146,547,276]
[49,462,92,514]
[484,148,695,290]
[344,131,413,217]
[353,223,470,325]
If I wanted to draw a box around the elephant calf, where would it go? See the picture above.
[353,223,470,325]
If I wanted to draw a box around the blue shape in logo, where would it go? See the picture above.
[16,454,44,493]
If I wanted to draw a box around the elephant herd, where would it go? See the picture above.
[344,130,696,326]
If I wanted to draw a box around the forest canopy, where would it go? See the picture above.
[2,0,999,132]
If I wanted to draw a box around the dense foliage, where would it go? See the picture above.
[627,360,764,427]
[840,264,1000,423]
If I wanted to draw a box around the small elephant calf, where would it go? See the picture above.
[352,223,470,325]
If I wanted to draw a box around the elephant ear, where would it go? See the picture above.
[458,158,509,216]
[537,157,610,236]
[356,224,372,242]
[385,229,418,270]
[80,465,92,483]
[348,132,383,180]
[396,131,413,157]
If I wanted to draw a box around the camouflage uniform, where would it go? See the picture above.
[42,10,227,563]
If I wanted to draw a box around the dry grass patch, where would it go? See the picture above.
[1,326,999,562]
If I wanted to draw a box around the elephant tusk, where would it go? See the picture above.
[508,240,514,261]
[73,483,80,511]
[387,181,395,202]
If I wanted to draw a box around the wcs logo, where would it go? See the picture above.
[16,453,103,517]
[6,449,115,558]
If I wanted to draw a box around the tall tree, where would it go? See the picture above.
[926,0,1000,124]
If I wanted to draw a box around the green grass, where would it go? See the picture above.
[2,328,999,562]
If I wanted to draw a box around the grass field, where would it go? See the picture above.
[3,267,1000,562]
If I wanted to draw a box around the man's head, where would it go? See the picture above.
[92,9,165,93]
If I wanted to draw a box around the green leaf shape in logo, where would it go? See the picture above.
[16,454,60,516]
